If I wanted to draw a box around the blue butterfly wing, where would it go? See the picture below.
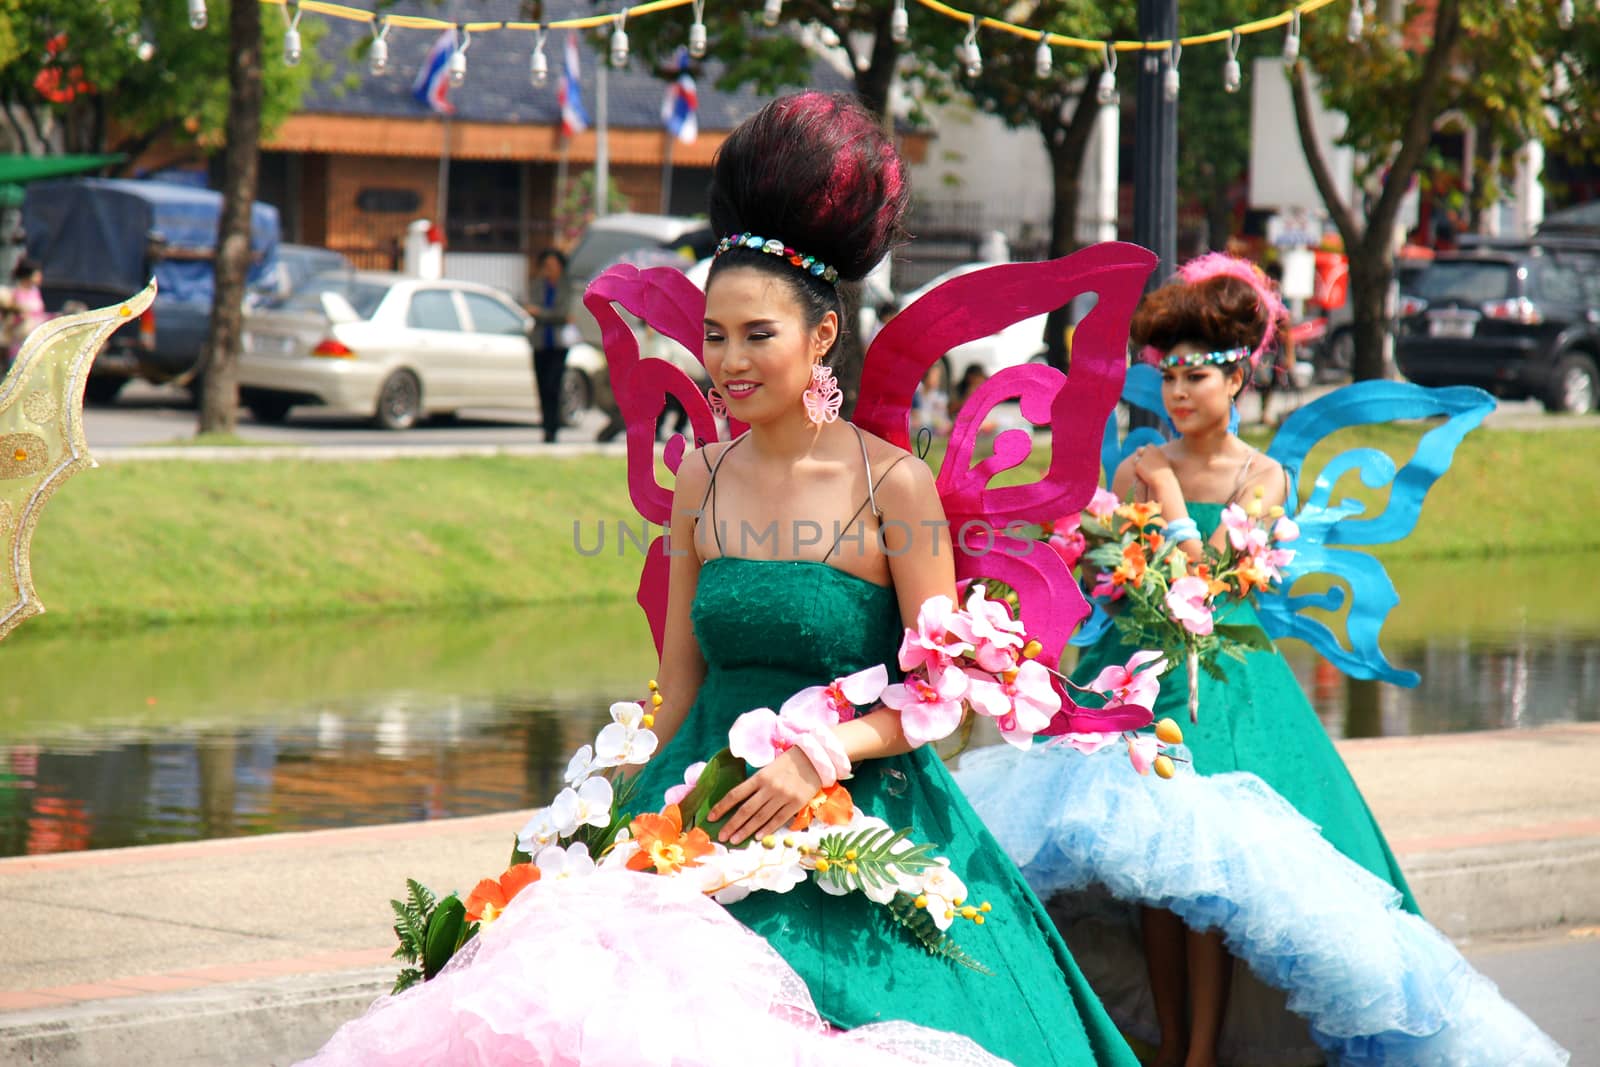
[1099,362,1170,486]
[1257,381,1496,685]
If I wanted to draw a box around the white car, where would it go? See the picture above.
[240,272,602,430]
[897,263,1050,384]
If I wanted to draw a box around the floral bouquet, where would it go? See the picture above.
[388,590,1183,992]
[1047,487,1299,722]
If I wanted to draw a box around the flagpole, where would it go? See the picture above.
[437,112,452,249]
[595,60,610,219]
[556,134,571,241]
[660,132,674,215]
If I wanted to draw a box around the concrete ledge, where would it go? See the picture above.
[0,969,389,1067]
[1405,835,1600,941]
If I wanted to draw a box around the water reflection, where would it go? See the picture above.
[2,557,1598,857]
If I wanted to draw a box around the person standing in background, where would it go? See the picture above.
[530,249,573,443]
[0,257,46,371]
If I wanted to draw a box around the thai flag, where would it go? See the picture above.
[560,32,589,137]
[661,48,698,144]
[411,29,455,114]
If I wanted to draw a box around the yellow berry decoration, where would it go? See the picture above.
[1153,755,1176,780]
[1155,718,1183,745]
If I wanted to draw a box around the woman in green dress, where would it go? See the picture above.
[620,91,1138,1067]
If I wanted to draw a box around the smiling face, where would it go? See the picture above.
[703,266,837,425]
[1159,342,1246,435]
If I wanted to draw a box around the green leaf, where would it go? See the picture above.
[676,747,748,836]
[1213,622,1276,653]
[391,967,423,996]
[422,895,466,980]
[509,835,532,868]
[885,892,992,975]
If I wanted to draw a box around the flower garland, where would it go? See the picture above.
[389,591,1186,991]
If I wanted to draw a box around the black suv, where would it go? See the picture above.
[1395,239,1600,413]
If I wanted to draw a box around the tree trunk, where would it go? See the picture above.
[853,6,899,123]
[199,0,264,436]
[1345,239,1393,382]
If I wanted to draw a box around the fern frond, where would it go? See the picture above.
[391,967,423,995]
[886,893,992,975]
[406,878,437,916]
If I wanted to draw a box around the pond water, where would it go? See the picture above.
[1,556,1596,857]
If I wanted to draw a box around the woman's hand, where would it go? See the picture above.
[708,748,822,845]
[1132,445,1178,494]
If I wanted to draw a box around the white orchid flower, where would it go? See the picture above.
[535,841,597,880]
[594,721,659,767]
[563,745,596,787]
[919,860,968,931]
[549,776,614,836]
[516,807,560,854]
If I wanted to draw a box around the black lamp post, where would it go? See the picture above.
[1132,0,1179,290]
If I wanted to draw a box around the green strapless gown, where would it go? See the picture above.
[629,556,1140,1067]
[1069,502,1419,913]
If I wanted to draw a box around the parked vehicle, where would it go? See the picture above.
[896,263,1049,383]
[568,214,716,347]
[239,272,602,430]
[1395,239,1600,413]
[248,243,354,308]
[22,178,279,403]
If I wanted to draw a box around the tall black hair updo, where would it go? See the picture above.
[706,92,910,359]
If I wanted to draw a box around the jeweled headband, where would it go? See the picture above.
[1158,346,1251,369]
[714,232,840,285]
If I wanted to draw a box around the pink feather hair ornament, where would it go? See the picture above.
[1175,251,1288,362]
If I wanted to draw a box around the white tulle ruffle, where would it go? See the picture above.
[300,870,1013,1067]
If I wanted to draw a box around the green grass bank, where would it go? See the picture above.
[16,424,1599,637]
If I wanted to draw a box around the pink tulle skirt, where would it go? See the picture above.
[301,871,1011,1067]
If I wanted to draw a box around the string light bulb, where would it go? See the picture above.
[1559,0,1574,27]
[188,0,208,31]
[1096,45,1117,105]
[529,28,549,88]
[448,30,469,87]
[1222,32,1241,94]
[368,21,390,76]
[689,0,707,58]
[762,0,782,28]
[890,0,908,44]
[610,13,630,68]
[1283,11,1301,64]
[283,4,303,66]
[958,18,981,78]
[832,0,856,10]
[1346,0,1364,41]
[1034,35,1052,79]
[1162,42,1180,102]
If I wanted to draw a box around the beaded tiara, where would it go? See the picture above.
[1158,346,1251,369]
[714,232,840,285]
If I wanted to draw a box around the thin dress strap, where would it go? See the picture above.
[1225,449,1260,506]
[824,425,908,561]
[698,435,748,555]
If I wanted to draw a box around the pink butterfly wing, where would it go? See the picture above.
[583,263,735,653]
[854,243,1157,680]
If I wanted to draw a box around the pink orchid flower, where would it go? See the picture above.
[779,664,889,726]
[962,586,1025,673]
[1272,515,1300,543]
[882,664,969,747]
[1050,732,1119,755]
[1089,571,1125,601]
[1087,649,1167,712]
[663,761,707,807]
[899,595,976,675]
[964,659,1062,749]
[1166,575,1215,636]
[1086,487,1120,522]
[1127,733,1160,775]
[1048,516,1087,570]
[1220,503,1256,552]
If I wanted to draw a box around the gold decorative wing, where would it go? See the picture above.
[0,283,158,641]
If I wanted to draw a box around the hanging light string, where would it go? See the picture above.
[251,0,1349,58]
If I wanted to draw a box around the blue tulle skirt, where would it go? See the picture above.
[953,742,1569,1066]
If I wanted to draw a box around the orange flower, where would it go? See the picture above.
[465,863,541,924]
[1233,556,1273,597]
[1112,542,1148,588]
[627,804,716,874]
[1114,501,1165,534]
[789,784,855,831]
[1188,563,1231,597]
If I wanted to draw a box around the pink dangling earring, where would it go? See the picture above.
[706,387,728,418]
[803,362,843,425]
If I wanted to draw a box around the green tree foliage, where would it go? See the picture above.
[0,0,313,162]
